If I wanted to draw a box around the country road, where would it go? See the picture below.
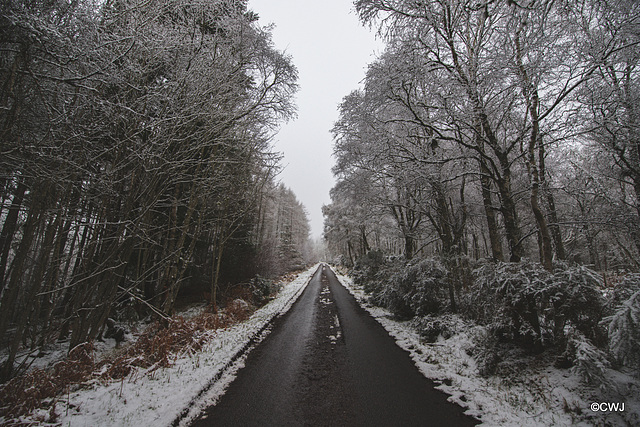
[190,264,479,426]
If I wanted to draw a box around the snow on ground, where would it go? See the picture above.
[7,322,156,383]
[20,264,319,427]
[8,303,218,387]
[333,269,640,427]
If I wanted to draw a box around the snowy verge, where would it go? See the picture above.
[26,264,319,427]
[333,269,640,427]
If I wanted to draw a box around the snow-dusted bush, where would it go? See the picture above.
[374,258,450,319]
[350,250,387,288]
[351,255,406,309]
[371,278,414,319]
[608,273,640,307]
[470,329,501,377]
[547,265,606,345]
[352,256,451,319]
[604,290,640,372]
[406,258,451,316]
[410,314,465,343]
[566,329,611,387]
[467,261,552,350]
[248,275,275,305]
[466,261,605,351]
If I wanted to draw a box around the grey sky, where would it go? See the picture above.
[248,1,383,239]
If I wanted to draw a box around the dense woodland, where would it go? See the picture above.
[325,0,640,378]
[0,0,311,381]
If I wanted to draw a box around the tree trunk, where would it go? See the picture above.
[494,157,524,262]
[360,225,370,255]
[525,94,553,270]
[347,239,355,266]
[531,178,553,271]
[0,181,26,291]
[472,95,523,262]
[0,195,43,346]
[539,138,566,261]
[481,179,504,261]
[515,27,553,270]
[1,205,58,381]
[404,234,414,260]
[211,240,225,314]
[479,159,504,261]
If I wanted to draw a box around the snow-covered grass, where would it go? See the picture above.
[6,264,318,427]
[334,269,640,427]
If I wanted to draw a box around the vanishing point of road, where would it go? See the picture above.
[191,264,479,426]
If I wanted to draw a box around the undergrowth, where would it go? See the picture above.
[0,301,253,420]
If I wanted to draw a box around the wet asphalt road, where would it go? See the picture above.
[190,264,478,426]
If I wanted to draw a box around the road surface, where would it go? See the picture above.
[190,264,478,426]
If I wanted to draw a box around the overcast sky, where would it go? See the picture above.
[248,0,383,239]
